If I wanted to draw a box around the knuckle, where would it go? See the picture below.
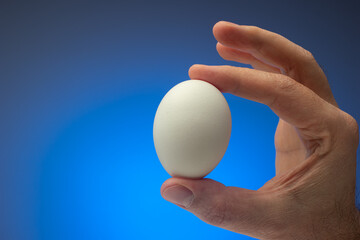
[276,76,298,92]
[284,49,315,78]
[330,110,360,149]
[339,112,359,144]
[269,76,298,107]
[302,49,315,62]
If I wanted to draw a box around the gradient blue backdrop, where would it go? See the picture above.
[1,1,359,239]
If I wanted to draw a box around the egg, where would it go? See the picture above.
[153,80,232,179]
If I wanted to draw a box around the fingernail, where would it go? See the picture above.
[162,185,194,208]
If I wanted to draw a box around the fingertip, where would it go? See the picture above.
[160,177,191,195]
[189,64,238,93]
[215,42,222,51]
[213,21,239,41]
[188,64,206,79]
[213,20,225,31]
[213,20,231,33]
[160,177,176,195]
[216,42,233,60]
[213,21,226,39]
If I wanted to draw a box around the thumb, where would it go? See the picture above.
[161,178,274,238]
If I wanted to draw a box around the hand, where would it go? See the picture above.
[160,21,360,240]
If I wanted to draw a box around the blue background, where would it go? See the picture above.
[1,1,359,239]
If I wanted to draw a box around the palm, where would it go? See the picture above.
[261,78,336,189]
[274,119,307,175]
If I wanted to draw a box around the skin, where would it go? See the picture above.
[160,21,360,239]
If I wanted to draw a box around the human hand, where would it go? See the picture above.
[160,21,360,240]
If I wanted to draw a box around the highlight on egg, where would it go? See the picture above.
[153,80,232,179]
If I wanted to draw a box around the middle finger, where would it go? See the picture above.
[212,21,337,105]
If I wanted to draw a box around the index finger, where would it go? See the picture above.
[189,64,338,143]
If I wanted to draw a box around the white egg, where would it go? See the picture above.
[153,80,232,179]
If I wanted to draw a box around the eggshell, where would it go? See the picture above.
[153,80,231,179]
